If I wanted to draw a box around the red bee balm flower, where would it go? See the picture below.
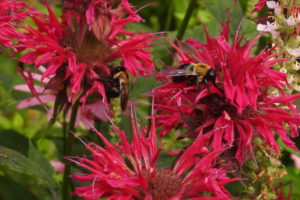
[6,0,156,107]
[154,20,300,163]
[0,0,28,50]
[70,111,237,199]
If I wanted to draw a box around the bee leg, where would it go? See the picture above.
[213,81,218,89]
[195,80,202,91]
[203,79,211,93]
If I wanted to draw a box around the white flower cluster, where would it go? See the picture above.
[256,1,300,57]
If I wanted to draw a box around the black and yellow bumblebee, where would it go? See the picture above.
[162,42,217,92]
[171,63,216,91]
[100,66,130,111]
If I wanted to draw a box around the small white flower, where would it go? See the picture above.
[286,16,296,26]
[257,21,278,39]
[266,1,281,15]
[287,48,300,57]
[294,62,300,71]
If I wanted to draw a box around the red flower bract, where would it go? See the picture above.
[70,109,236,199]
[251,0,268,14]
[154,20,300,163]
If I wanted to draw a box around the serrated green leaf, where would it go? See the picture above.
[0,146,57,188]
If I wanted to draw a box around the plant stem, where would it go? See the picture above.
[63,100,80,200]
[163,0,174,31]
[176,0,198,41]
[63,107,68,155]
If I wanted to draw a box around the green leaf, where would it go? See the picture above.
[0,130,55,196]
[277,137,300,156]
[12,112,25,132]
[0,176,38,200]
[239,19,259,42]
[129,75,158,99]
[28,141,54,177]
[125,22,153,33]
[0,146,57,188]
[238,0,250,13]
[203,0,244,41]
[183,23,220,43]
[0,116,11,129]
[0,130,29,156]
[278,166,300,198]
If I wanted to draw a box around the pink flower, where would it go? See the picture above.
[70,111,237,199]
[50,160,65,173]
[290,154,300,169]
[251,0,281,15]
[285,16,296,26]
[5,0,156,108]
[257,21,278,39]
[287,48,300,57]
[154,19,300,164]
[14,66,109,128]
[266,1,281,15]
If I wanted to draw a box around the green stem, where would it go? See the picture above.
[176,0,198,41]
[63,107,68,155]
[163,0,174,31]
[63,100,80,200]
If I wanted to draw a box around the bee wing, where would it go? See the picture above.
[119,75,129,111]
[180,42,202,62]
[160,69,199,77]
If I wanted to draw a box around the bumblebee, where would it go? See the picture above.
[100,66,130,111]
[173,63,216,90]
[163,63,216,92]
[162,42,217,91]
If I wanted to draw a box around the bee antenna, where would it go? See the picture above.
[69,130,88,146]
[136,2,152,13]
[157,43,175,57]
[157,58,167,68]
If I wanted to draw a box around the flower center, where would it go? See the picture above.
[140,169,183,200]
[75,32,111,65]
[199,94,237,117]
